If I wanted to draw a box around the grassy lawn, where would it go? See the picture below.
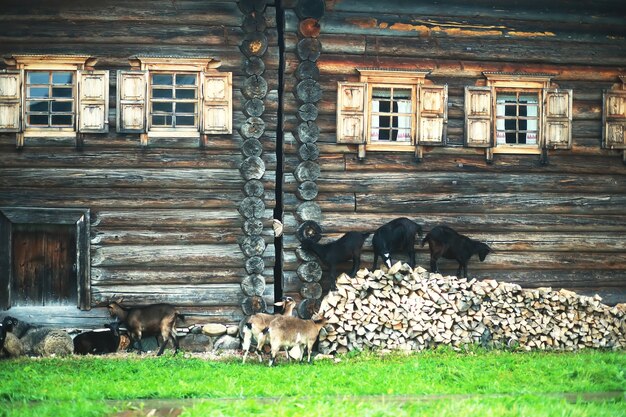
[0,348,624,416]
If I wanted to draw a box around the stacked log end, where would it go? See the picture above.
[317,263,626,354]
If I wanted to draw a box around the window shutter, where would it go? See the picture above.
[542,88,572,149]
[602,90,626,150]
[201,72,232,134]
[77,70,109,133]
[418,84,447,145]
[464,86,493,148]
[116,70,147,133]
[336,82,367,144]
[0,70,22,132]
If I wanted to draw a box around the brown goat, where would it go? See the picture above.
[107,302,184,356]
[263,315,328,366]
[242,296,297,364]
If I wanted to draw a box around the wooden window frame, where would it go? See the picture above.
[1,54,109,147]
[117,56,232,144]
[602,76,626,154]
[148,71,200,133]
[0,207,91,311]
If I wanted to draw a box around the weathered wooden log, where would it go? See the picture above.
[243,179,265,197]
[240,117,266,139]
[296,201,322,222]
[293,160,320,182]
[242,296,267,316]
[238,0,267,13]
[297,180,319,200]
[244,56,266,76]
[243,218,264,236]
[238,196,265,219]
[297,261,323,283]
[241,274,266,297]
[241,32,269,57]
[299,18,321,38]
[296,121,320,144]
[301,282,323,299]
[239,156,265,180]
[295,0,325,20]
[243,98,265,118]
[242,138,263,158]
[242,12,268,33]
[298,142,320,161]
[240,235,266,257]
[297,103,319,121]
[243,75,268,100]
[245,256,265,275]
[294,79,322,103]
[296,220,323,242]
[298,298,322,319]
[295,60,320,80]
[296,38,322,61]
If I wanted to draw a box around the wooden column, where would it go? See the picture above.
[293,0,325,319]
[238,0,270,316]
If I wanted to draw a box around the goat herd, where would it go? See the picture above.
[0,218,491,366]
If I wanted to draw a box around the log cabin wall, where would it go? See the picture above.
[281,0,626,313]
[0,0,279,327]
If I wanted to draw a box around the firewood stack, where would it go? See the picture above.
[317,262,625,354]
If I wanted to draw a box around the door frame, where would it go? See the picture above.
[0,207,91,310]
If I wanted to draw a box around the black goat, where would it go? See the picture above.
[73,321,123,355]
[107,302,185,356]
[372,217,423,270]
[421,225,491,278]
[300,231,370,290]
[0,316,18,354]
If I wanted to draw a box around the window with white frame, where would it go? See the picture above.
[0,54,109,146]
[336,69,448,156]
[117,56,232,143]
[465,73,573,155]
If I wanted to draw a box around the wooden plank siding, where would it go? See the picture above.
[280,0,626,308]
[0,0,279,327]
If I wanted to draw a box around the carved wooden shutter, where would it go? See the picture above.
[602,90,626,150]
[337,82,367,144]
[116,70,147,133]
[77,70,109,133]
[0,71,22,132]
[202,72,232,134]
[542,88,572,149]
[464,86,493,148]
[418,84,447,145]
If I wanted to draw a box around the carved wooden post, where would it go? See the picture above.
[238,0,270,316]
[293,0,325,319]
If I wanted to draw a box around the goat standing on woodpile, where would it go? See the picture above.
[421,225,491,278]
[372,217,423,270]
[300,231,370,291]
[242,296,297,363]
[107,302,185,356]
[73,321,123,355]
[262,315,328,366]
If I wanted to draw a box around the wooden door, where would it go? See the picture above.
[11,224,77,306]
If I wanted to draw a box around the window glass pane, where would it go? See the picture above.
[372,87,391,99]
[29,115,49,125]
[393,88,411,99]
[153,74,173,85]
[176,89,196,99]
[176,116,195,126]
[28,87,49,98]
[52,72,73,84]
[153,102,173,113]
[51,115,73,126]
[51,101,73,112]
[27,72,49,84]
[28,101,49,112]
[176,74,196,86]
[52,87,73,98]
[397,127,411,141]
[152,115,173,126]
[176,102,196,113]
[153,88,173,99]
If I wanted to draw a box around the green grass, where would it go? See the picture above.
[0,349,624,416]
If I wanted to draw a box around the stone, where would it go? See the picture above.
[202,323,227,337]
[214,335,241,351]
